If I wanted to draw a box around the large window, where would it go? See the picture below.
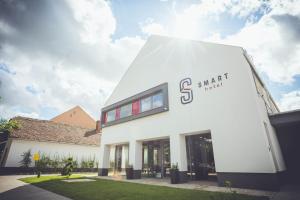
[141,92,163,113]
[120,104,132,118]
[102,83,168,127]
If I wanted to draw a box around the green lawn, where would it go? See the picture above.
[20,175,269,200]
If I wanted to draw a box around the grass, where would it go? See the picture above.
[20,175,269,200]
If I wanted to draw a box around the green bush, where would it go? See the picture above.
[37,154,51,169]
[88,156,95,168]
[49,154,60,169]
[61,157,73,176]
[80,156,97,168]
[81,159,89,168]
[72,159,78,169]
[19,149,32,167]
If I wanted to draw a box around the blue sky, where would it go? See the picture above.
[0,0,300,120]
[111,0,249,40]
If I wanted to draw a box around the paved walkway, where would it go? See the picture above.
[96,175,300,200]
[0,175,71,200]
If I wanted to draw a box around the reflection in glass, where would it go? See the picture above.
[120,104,132,118]
[152,92,163,108]
[141,96,152,112]
[107,110,115,122]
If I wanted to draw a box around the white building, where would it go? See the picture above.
[0,117,100,168]
[97,35,300,191]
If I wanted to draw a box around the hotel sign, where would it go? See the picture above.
[179,73,229,104]
[179,78,193,104]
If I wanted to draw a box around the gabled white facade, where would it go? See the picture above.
[99,35,285,190]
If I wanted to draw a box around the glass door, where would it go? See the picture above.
[186,134,216,180]
[115,145,122,172]
[142,140,170,178]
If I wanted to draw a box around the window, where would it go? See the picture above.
[152,92,163,108]
[141,93,163,112]
[101,83,168,127]
[106,109,116,122]
[141,96,152,112]
[120,104,132,118]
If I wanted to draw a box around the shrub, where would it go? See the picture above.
[88,156,95,168]
[37,154,51,169]
[49,154,60,169]
[19,149,32,167]
[72,159,78,169]
[61,157,73,176]
[81,159,89,168]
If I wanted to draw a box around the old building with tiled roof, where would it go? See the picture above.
[0,116,101,167]
[51,106,96,129]
[10,117,100,146]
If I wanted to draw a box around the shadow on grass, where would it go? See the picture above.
[19,176,269,200]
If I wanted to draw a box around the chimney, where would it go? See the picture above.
[96,120,101,133]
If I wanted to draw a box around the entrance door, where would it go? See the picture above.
[186,133,216,180]
[115,145,122,172]
[142,140,170,178]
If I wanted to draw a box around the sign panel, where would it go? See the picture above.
[33,153,40,161]
[179,73,229,105]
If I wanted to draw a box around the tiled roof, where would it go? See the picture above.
[10,116,100,146]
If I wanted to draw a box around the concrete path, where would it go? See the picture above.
[0,175,71,200]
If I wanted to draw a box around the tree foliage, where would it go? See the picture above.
[0,119,21,132]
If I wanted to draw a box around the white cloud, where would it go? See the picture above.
[0,0,145,120]
[141,18,167,36]
[0,37,144,119]
[66,0,116,44]
[140,0,270,40]
[278,90,300,111]
[219,7,300,84]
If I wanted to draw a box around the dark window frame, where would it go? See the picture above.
[101,83,169,128]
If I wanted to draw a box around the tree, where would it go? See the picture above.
[19,149,32,168]
[0,119,20,132]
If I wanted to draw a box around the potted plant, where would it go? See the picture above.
[170,163,179,184]
[126,164,134,179]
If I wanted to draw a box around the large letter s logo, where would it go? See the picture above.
[180,78,193,104]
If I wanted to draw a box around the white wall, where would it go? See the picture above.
[5,139,100,167]
[100,35,285,174]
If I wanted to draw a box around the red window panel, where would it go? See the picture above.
[132,100,140,115]
[103,112,107,124]
[115,107,120,120]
